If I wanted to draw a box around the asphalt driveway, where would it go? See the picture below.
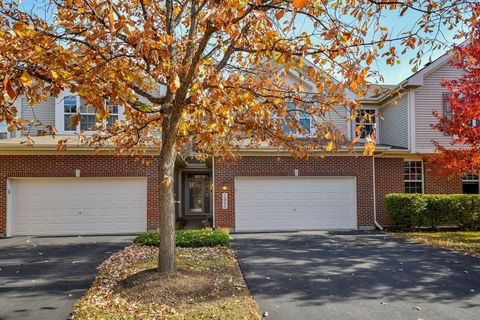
[233,231,480,320]
[0,235,133,320]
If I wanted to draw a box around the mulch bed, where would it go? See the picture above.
[70,244,259,320]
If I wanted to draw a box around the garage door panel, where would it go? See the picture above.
[235,177,357,232]
[11,177,147,236]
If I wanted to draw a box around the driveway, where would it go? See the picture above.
[0,235,133,320]
[233,232,480,320]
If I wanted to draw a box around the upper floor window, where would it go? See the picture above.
[283,102,312,135]
[0,121,8,139]
[61,95,120,133]
[353,109,376,139]
[63,95,78,131]
[462,174,479,194]
[404,160,423,193]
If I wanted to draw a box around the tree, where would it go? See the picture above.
[0,0,477,273]
[430,18,480,176]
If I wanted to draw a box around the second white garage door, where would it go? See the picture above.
[235,177,357,232]
[10,177,147,236]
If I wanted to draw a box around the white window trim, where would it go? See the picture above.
[462,174,480,193]
[350,107,380,143]
[404,160,424,193]
[55,90,125,135]
[286,102,315,138]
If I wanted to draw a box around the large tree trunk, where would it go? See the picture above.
[157,132,178,273]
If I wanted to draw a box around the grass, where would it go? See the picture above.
[395,231,480,257]
[70,245,259,320]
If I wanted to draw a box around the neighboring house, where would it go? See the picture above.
[0,52,473,237]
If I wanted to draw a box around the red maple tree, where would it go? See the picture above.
[430,21,480,176]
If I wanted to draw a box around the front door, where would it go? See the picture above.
[185,173,210,215]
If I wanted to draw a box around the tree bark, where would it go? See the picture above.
[158,112,179,273]
[157,127,178,274]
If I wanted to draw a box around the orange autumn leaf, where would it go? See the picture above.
[3,75,16,99]
[293,0,309,9]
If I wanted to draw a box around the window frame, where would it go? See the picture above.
[462,174,480,194]
[274,101,314,137]
[0,120,10,139]
[404,160,424,194]
[351,107,379,143]
[55,91,125,134]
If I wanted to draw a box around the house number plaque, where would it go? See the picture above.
[221,193,228,209]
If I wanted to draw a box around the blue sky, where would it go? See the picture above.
[17,0,464,85]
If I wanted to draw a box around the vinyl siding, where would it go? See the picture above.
[20,96,56,136]
[414,63,464,153]
[379,94,408,148]
[325,106,348,136]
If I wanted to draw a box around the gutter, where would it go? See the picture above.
[372,153,384,231]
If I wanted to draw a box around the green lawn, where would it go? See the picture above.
[396,231,480,257]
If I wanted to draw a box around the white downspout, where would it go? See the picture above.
[212,156,215,229]
[372,153,384,231]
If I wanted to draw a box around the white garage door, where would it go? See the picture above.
[235,177,357,232]
[10,177,147,236]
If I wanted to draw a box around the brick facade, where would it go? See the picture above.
[0,154,465,236]
[214,155,376,229]
[424,161,463,194]
[213,155,463,230]
[374,157,405,225]
[0,155,160,236]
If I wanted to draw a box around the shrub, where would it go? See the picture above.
[134,229,230,247]
[134,231,159,246]
[386,194,428,228]
[386,193,480,230]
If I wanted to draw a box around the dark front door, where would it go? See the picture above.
[185,173,211,215]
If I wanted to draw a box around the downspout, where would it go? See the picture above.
[372,153,384,231]
[212,156,215,229]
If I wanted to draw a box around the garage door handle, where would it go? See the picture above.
[174,201,181,204]
[78,211,82,214]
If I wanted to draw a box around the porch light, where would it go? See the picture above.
[221,185,228,191]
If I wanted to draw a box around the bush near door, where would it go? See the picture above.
[134,229,230,247]
[386,194,480,230]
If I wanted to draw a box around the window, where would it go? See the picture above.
[443,93,452,136]
[106,100,119,126]
[353,109,376,139]
[79,103,96,131]
[62,96,120,132]
[0,121,8,139]
[462,174,479,194]
[281,102,312,135]
[63,95,78,131]
[404,160,423,193]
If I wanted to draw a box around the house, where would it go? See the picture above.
[0,52,472,237]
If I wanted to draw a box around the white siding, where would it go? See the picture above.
[379,94,408,148]
[21,96,55,136]
[415,63,464,153]
[325,106,348,135]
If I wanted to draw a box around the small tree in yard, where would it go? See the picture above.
[430,17,480,176]
[0,0,477,273]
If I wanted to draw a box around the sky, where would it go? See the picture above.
[16,0,466,85]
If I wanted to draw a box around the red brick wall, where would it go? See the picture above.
[374,157,405,225]
[0,155,160,236]
[424,161,463,194]
[214,155,376,229]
